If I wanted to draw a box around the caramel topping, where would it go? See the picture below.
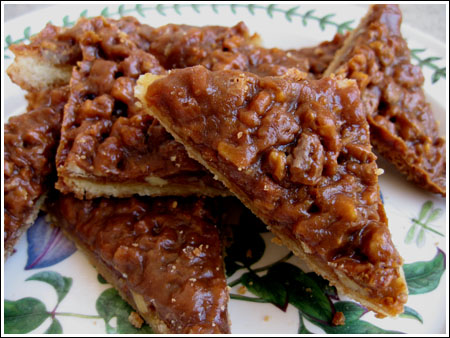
[329,5,445,196]
[4,87,68,254]
[142,66,406,314]
[49,194,229,334]
[55,18,225,194]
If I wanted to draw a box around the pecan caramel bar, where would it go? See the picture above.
[325,4,445,196]
[55,48,227,198]
[136,66,408,317]
[4,86,68,258]
[6,16,152,92]
[46,193,230,333]
[10,17,272,198]
[7,16,256,92]
[146,21,260,69]
[6,16,229,198]
[147,20,310,77]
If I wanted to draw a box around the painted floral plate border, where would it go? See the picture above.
[3,4,447,334]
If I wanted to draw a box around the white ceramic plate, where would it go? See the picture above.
[3,4,447,334]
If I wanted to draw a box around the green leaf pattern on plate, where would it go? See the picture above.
[399,306,424,323]
[97,273,108,284]
[96,288,154,334]
[44,318,63,334]
[314,301,400,333]
[191,4,200,14]
[174,4,182,15]
[4,271,78,334]
[156,4,166,16]
[4,298,50,334]
[23,26,31,39]
[403,249,446,295]
[100,7,109,18]
[26,270,73,304]
[266,4,276,18]
[4,270,153,334]
[266,263,333,323]
[240,271,288,309]
[319,14,336,30]
[411,49,446,83]
[118,5,125,17]
[298,311,313,334]
[135,4,145,18]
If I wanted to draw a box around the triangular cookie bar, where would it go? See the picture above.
[46,193,230,333]
[4,86,68,258]
[136,66,408,316]
[325,4,445,196]
[30,17,228,198]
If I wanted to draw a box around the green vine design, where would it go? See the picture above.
[4,271,100,334]
[4,271,153,334]
[4,4,446,84]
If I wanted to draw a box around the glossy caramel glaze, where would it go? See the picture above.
[54,17,226,196]
[147,21,310,76]
[147,21,256,69]
[4,87,68,256]
[9,16,154,70]
[48,194,229,333]
[326,4,445,196]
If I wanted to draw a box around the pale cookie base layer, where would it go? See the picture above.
[323,6,373,78]
[57,174,230,199]
[7,55,72,92]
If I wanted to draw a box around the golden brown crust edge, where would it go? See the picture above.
[370,136,445,197]
[6,55,73,92]
[136,73,408,317]
[323,6,374,78]
[56,173,231,199]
